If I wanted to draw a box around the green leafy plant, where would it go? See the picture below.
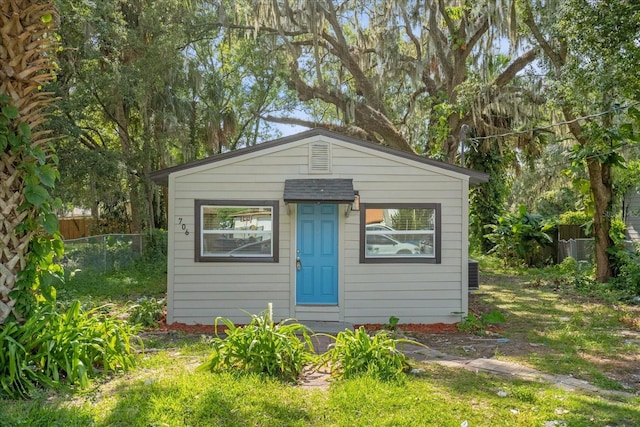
[35,301,139,387]
[319,327,425,382]
[456,313,484,333]
[484,205,553,267]
[1,93,64,323]
[0,318,53,398]
[457,309,506,334]
[555,256,580,275]
[604,246,640,299]
[129,297,165,328]
[384,315,400,331]
[197,304,316,382]
[558,210,592,226]
[0,301,139,398]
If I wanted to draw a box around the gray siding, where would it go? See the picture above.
[166,135,471,325]
[625,190,640,242]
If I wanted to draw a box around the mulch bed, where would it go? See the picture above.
[156,320,460,335]
[356,323,459,334]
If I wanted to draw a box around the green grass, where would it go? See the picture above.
[3,257,639,425]
[56,260,166,308]
[474,275,639,391]
[2,348,638,426]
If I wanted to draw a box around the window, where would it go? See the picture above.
[195,200,279,262]
[360,203,441,263]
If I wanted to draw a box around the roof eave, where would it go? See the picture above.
[148,128,490,187]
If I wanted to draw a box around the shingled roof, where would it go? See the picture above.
[283,179,355,203]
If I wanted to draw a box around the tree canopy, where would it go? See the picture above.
[218,0,543,162]
[33,0,640,281]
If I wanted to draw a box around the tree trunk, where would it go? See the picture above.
[0,0,58,324]
[562,106,614,283]
[0,152,33,323]
[113,96,143,233]
[587,158,613,282]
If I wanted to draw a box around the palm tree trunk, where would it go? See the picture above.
[0,0,58,324]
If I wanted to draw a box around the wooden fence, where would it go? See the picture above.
[58,218,93,240]
[58,218,131,240]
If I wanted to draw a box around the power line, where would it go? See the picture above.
[468,102,640,142]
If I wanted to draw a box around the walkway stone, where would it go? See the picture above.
[429,358,634,397]
[300,333,634,397]
[301,320,353,335]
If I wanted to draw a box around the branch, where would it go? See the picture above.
[321,2,349,49]
[562,106,586,144]
[401,87,428,125]
[438,0,457,36]
[92,91,123,131]
[63,111,105,149]
[222,22,308,38]
[419,65,439,97]
[288,61,413,152]
[318,29,387,114]
[428,3,453,79]
[257,113,369,139]
[400,5,421,61]
[523,10,565,69]
[463,16,489,62]
[492,47,539,88]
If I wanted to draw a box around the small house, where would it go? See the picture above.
[149,129,488,325]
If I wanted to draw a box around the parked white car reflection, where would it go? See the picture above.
[365,224,433,256]
[366,233,421,255]
[228,239,271,256]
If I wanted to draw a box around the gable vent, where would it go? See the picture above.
[309,142,331,173]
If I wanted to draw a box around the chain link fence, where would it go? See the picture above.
[557,239,595,263]
[62,234,144,272]
[558,238,637,263]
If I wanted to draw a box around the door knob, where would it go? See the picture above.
[296,257,302,271]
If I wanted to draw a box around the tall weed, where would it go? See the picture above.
[609,247,640,298]
[198,304,316,382]
[319,327,425,382]
[0,301,139,399]
[0,318,53,398]
[129,297,165,328]
[37,301,139,386]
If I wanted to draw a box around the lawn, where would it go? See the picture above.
[2,259,639,426]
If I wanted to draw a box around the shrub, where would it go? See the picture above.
[142,230,168,267]
[556,256,579,275]
[558,210,591,226]
[555,256,593,277]
[197,304,316,382]
[609,247,640,298]
[0,318,53,398]
[319,327,425,382]
[0,301,139,399]
[457,309,506,334]
[484,205,553,267]
[129,297,165,328]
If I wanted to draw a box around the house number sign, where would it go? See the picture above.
[177,218,189,235]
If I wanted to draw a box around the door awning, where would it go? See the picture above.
[283,179,355,203]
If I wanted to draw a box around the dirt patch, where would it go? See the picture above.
[157,321,228,335]
[356,322,458,334]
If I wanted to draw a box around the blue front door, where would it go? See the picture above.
[296,204,338,305]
